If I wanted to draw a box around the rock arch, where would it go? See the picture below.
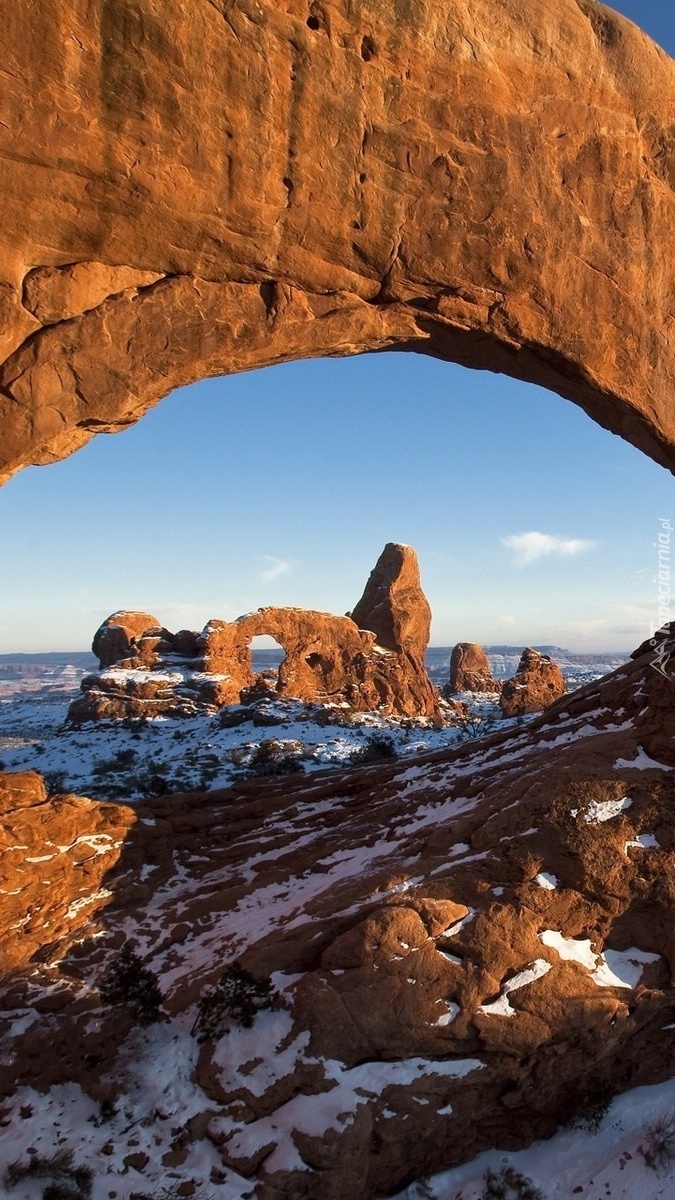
[68,544,441,719]
[1,0,675,484]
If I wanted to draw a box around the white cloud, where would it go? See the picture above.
[260,556,292,584]
[498,613,516,625]
[502,531,595,567]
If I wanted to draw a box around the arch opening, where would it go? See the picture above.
[247,634,286,699]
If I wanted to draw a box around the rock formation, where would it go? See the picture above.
[350,543,431,660]
[500,647,567,716]
[2,627,675,1198]
[68,546,440,722]
[448,642,501,694]
[1,3,675,485]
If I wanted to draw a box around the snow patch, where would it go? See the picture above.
[584,796,632,823]
[534,872,558,890]
[479,960,552,1018]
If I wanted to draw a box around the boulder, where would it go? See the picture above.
[500,647,566,716]
[93,611,168,669]
[448,643,501,694]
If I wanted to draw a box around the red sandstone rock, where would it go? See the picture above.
[0,769,46,816]
[448,642,501,694]
[1,3,675,483]
[0,776,138,971]
[350,543,431,659]
[69,548,440,722]
[500,647,566,716]
[93,611,168,669]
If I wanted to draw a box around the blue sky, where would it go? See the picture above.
[0,0,673,655]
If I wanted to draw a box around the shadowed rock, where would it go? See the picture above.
[449,642,501,694]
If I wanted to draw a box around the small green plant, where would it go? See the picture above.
[480,1167,545,1200]
[191,962,278,1041]
[640,1110,675,1172]
[4,1149,92,1198]
[350,732,397,763]
[99,944,163,1025]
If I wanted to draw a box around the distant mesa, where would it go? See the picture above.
[448,642,502,695]
[499,647,566,717]
[68,544,440,723]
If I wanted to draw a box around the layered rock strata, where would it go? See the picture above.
[2,3,675,483]
[68,545,440,721]
[2,627,675,1197]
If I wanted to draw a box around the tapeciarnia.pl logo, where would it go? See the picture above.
[649,517,672,679]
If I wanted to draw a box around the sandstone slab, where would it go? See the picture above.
[1,3,675,480]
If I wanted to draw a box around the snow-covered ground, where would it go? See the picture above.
[0,691,510,800]
[0,651,625,801]
[3,1002,675,1200]
[389,1076,675,1198]
[4,645,674,1200]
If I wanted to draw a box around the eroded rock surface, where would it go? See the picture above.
[500,646,567,716]
[350,542,431,659]
[68,545,440,721]
[1,2,675,481]
[2,630,675,1198]
[448,641,501,694]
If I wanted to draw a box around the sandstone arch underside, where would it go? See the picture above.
[1,0,675,483]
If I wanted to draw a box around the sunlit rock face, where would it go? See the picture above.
[500,647,567,716]
[67,544,440,721]
[1,1,675,483]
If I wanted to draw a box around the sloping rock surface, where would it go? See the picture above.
[2,629,675,1197]
[2,2,675,482]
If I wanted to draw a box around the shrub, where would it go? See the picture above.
[44,770,67,794]
[641,1110,675,1172]
[99,944,163,1024]
[92,748,138,775]
[191,962,278,1041]
[129,1187,214,1199]
[568,1082,614,1134]
[408,1179,436,1199]
[245,740,305,777]
[350,732,397,764]
[480,1167,545,1200]
[4,1149,92,1198]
